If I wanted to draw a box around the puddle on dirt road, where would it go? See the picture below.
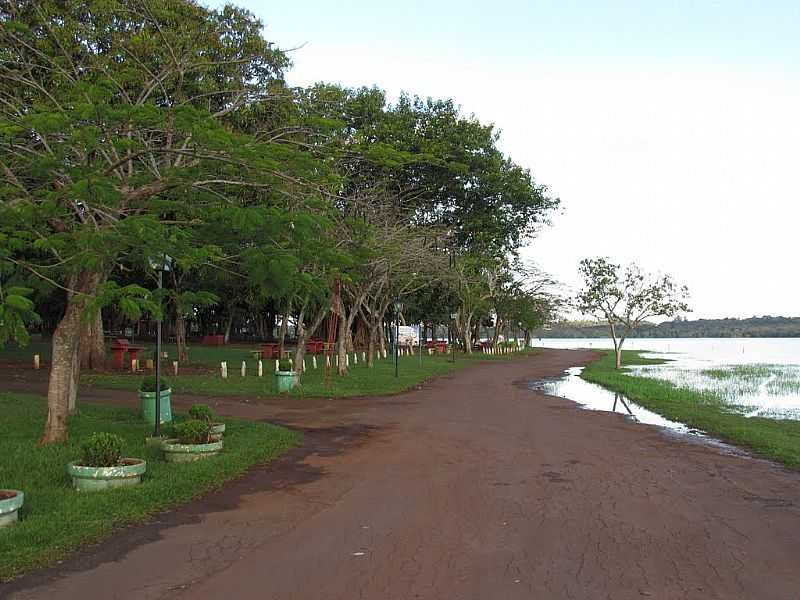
[530,367,692,433]
[530,367,747,457]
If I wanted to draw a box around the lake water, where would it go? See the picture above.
[530,338,800,420]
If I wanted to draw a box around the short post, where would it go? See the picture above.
[313,356,318,369]
[346,354,350,367]
[172,361,178,376]
[258,360,263,377]
[33,354,40,370]
[289,358,293,368]
[361,351,366,363]
[275,358,279,371]
[302,358,306,372]
[221,361,227,378]
[353,353,358,365]
[382,349,387,359]
[241,361,246,377]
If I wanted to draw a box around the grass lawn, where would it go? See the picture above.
[82,349,537,399]
[582,350,800,468]
[0,392,300,581]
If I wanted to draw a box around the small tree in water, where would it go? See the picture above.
[575,258,690,369]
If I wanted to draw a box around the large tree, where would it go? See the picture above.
[575,257,690,368]
[0,0,326,442]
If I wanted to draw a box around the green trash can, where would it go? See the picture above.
[139,388,173,425]
[275,371,298,393]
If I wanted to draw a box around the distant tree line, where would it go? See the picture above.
[535,316,800,339]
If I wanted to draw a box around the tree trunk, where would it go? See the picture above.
[175,313,189,362]
[463,314,474,354]
[336,307,348,375]
[277,308,290,355]
[223,313,234,344]
[79,306,105,371]
[294,304,328,374]
[615,347,623,369]
[42,271,100,444]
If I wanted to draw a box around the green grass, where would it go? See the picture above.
[582,351,800,468]
[82,349,538,399]
[0,392,300,581]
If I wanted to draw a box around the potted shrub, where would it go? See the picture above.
[139,376,173,426]
[67,433,147,491]
[162,420,223,463]
[275,358,298,393]
[0,490,24,528]
[188,403,225,438]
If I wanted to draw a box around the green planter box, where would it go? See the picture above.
[275,371,298,393]
[0,490,24,527]
[138,388,173,425]
[162,438,223,463]
[67,459,147,492]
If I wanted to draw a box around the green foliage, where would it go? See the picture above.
[188,403,214,422]
[172,419,212,445]
[0,285,40,348]
[0,392,299,579]
[139,376,170,392]
[583,351,800,468]
[80,432,123,467]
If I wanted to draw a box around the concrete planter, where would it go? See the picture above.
[67,459,147,492]
[275,371,298,393]
[210,422,225,435]
[162,438,223,463]
[138,388,173,426]
[0,490,24,527]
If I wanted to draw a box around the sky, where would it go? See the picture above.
[215,0,800,320]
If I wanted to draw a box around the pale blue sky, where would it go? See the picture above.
[214,1,800,319]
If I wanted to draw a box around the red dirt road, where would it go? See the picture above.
[4,349,800,599]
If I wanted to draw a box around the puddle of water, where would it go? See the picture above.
[530,367,750,457]
[531,366,693,434]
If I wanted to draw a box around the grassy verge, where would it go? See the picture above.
[0,392,300,581]
[83,350,538,399]
[582,351,800,468]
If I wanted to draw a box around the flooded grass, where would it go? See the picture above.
[583,351,800,468]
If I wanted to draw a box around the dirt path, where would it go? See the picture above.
[4,349,800,600]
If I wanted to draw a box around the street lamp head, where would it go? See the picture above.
[393,299,403,313]
[149,254,173,272]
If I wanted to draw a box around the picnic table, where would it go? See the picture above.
[109,339,145,369]
[425,341,448,354]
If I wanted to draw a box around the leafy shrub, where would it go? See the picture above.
[188,403,213,422]
[81,433,123,467]
[278,359,292,372]
[139,376,170,392]
[172,420,211,445]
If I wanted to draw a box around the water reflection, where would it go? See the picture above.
[530,338,800,420]
[531,366,693,435]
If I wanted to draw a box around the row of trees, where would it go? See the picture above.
[0,1,560,443]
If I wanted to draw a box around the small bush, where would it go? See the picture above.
[81,432,123,467]
[188,403,213,422]
[278,359,292,372]
[172,420,211,445]
[139,376,170,392]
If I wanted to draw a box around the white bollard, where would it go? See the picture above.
[275,359,279,371]
[382,349,387,359]
[346,354,350,367]
[221,361,227,378]
[33,354,40,370]
[289,358,293,367]
[361,351,366,362]
[353,353,358,365]
[326,355,331,367]
[131,358,138,372]
[258,360,263,377]
[428,348,433,356]
[172,361,179,376]
[336,355,339,366]
[313,356,318,369]
[241,361,246,377]
[302,359,306,372]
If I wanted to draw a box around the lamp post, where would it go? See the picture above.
[393,298,403,378]
[149,254,171,438]
[450,312,458,364]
